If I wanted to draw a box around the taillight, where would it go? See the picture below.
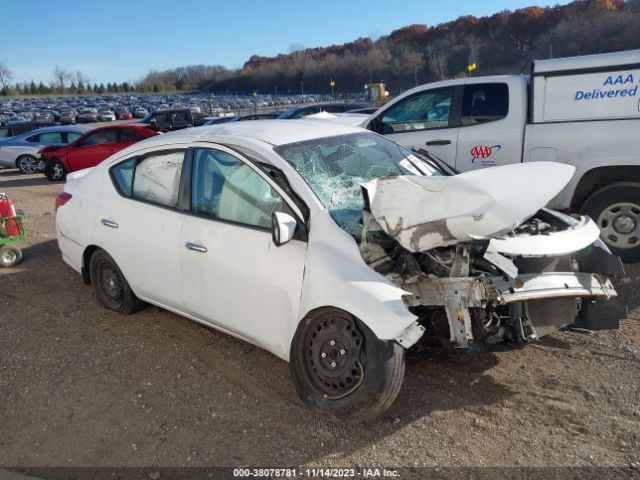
[55,192,72,212]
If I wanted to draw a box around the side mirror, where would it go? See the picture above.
[271,212,297,247]
[149,118,158,129]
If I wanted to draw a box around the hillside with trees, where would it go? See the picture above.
[141,0,640,95]
[2,0,640,97]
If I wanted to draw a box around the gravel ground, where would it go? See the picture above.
[0,169,639,471]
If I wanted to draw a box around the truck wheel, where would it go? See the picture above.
[44,159,66,181]
[16,155,39,174]
[89,249,146,314]
[289,308,405,422]
[581,183,640,262]
[0,246,22,267]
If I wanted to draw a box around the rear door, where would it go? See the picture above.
[67,128,119,171]
[454,81,525,172]
[365,86,460,168]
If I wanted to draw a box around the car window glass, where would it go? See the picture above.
[133,151,184,207]
[119,129,145,142]
[192,148,284,229]
[66,132,82,143]
[381,87,454,133]
[38,132,63,143]
[26,134,39,142]
[461,83,509,125]
[78,129,118,147]
[110,158,136,196]
[0,128,9,138]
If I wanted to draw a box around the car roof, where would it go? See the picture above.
[146,119,366,147]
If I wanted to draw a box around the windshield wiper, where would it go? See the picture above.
[410,147,459,176]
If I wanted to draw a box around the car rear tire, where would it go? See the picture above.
[44,159,66,181]
[581,183,640,263]
[89,249,146,315]
[16,155,39,174]
[289,307,405,422]
[0,246,22,268]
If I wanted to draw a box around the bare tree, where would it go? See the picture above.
[0,63,12,87]
[52,65,71,93]
[405,51,424,86]
[426,44,448,80]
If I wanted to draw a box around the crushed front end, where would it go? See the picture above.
[359,168,626,351]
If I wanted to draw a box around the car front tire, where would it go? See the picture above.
[16,155,39,174]
[289,307,405,422]
[89,249,146,315]
[44,159,66,181]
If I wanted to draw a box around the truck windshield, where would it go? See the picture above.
[275,132,442,235]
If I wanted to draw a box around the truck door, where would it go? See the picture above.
[366,86,459,169]
[455,82,524,172]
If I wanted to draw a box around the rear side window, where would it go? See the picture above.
[461,83,509,126]
[111,158,135,196]
[132,151,184,207]
[119,128,146,142]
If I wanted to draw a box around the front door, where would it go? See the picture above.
[178,145,307,357]
[367,86,459,168]
[67,128,119,171]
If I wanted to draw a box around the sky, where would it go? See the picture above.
[1,0,571,85]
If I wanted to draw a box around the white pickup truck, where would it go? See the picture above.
[362,50,640,262]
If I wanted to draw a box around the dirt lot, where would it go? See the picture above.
[0,169,639,471]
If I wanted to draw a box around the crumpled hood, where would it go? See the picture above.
[361,161,576,252]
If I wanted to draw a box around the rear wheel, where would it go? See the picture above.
[290,308,405,422]
[581,183,640,262]
[16,155,39,174]
[0,246,22,267]
[89,249,146,314]
[44,159,66,181]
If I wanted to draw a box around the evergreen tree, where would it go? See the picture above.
[38,82,47,94]
[29,80,37,95]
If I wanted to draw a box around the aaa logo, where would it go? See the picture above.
[471,144,501,162]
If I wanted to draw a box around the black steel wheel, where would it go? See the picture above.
[290,308,405,422]
[89,249,146,314]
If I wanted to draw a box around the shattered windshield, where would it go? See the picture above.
[275,132,441,235]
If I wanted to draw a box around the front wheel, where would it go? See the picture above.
[16,155,39,174]
[581,183,640,262]
[289,308,405,422]
[89,249,146,314]
[44,159,66,181]
[0,246,22,267]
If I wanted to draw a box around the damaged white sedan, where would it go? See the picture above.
[55,121,625,422]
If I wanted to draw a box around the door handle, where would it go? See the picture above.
[426,139,451,146]
[186,242,208,253]
[100,218,118,229]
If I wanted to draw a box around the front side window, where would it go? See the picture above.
[65,132,82,143]
[461,83,509,126]
[381,87,454,133]
[132,151,184,207]
[191,148,284,230]
[78,129,118,147]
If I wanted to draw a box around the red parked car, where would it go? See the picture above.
[41,125,157,181]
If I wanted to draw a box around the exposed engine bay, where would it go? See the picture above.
[358,167,627,351]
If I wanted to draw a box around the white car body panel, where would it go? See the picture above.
[0,145,40,167]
